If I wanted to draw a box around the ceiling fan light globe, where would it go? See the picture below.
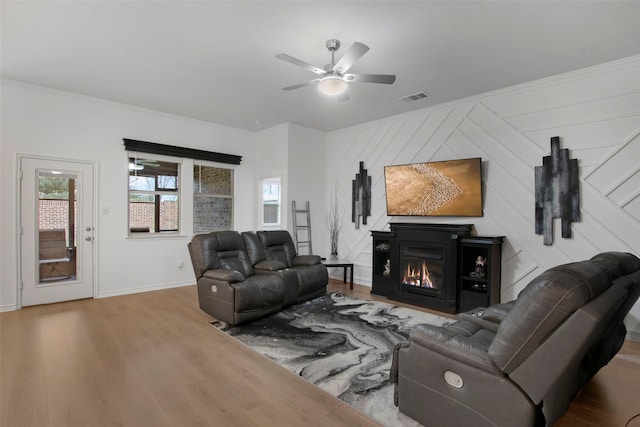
[318,76,348,95]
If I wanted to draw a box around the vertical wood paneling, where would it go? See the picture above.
[326,56,640,310]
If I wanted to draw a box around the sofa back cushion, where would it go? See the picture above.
[257,230,297,268]
[189,233,218,279]
[489,260,611,373]
[189,231,254,278]
[591,252,640,278]
[215,231,255,277]
[242,231,267,265]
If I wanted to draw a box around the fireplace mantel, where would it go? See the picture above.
[389,222,474,236]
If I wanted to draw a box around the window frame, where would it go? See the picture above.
[127,153,181,237]
[260,177,282,227]
[193,160,235,233]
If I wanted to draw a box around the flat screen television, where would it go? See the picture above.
[384,157,483,217]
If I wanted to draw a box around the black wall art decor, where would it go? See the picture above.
[535,136,580,245]
[352,161,371,229]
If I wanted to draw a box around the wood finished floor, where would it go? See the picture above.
[1,280,639,427]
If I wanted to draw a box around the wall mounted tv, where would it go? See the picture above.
[384,157,483,217]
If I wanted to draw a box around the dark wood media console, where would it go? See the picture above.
[371,223,503,314]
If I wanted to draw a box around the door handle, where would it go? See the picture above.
[85,236,93,241]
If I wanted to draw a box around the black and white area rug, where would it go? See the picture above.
[212,292,452,426]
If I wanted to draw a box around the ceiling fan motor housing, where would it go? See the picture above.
[326,39,341,52]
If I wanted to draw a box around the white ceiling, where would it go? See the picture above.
[2,1,640,133]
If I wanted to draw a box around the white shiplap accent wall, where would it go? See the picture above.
[325,55,640,336]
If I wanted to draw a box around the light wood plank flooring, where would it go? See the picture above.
[1,280,639,426]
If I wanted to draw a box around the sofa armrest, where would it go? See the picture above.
[457,312,500,333]
[509,284,627,404]
[409,323,501,373]
[203,269,245,283]
[391,341,410,406]
[394,327,537,427]
[480,301,515,323]
[292,255,322,266]
[254,260,288,271]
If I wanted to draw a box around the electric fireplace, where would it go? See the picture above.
[385,223,473,313]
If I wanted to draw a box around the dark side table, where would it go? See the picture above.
[322,258,354,289]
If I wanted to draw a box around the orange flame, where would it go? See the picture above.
[403,260,435,288]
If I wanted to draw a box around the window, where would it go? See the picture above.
[128,157,179,234]
[261,178,281,226]
[193,163,233,232]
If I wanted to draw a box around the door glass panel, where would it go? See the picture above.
[38,172,77,283]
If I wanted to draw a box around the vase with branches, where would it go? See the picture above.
[327,182,343,259]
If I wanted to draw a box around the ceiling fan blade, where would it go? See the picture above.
[276,53,325,75]
[282,80,320,91]
[343,73,396,84]
[332,42,369,74]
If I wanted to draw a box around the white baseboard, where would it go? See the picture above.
[1,303,18,312]
[0,281,194,312]
[97,280,194,298]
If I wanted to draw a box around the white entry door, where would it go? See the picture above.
[20,157,95,306]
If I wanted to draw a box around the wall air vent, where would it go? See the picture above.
[400,91,430,102]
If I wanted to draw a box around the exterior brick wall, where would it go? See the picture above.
[39,199,73,230]
[40,199,179,233]
[130,201,178,231]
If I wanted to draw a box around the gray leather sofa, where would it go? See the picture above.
[391,252,640,427]
[244,230,328,303]
[188,230,327,325]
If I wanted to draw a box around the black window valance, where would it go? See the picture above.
[123,138,242,165]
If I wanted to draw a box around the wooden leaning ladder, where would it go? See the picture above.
[291,201,313,255]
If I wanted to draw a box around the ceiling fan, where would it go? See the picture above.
[276,39,396,101]
[128,157,160,171]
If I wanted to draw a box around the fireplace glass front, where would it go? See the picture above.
[400,246,445,296]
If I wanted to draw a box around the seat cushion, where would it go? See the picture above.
[292,263,328,298]
[232,274,284,312]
